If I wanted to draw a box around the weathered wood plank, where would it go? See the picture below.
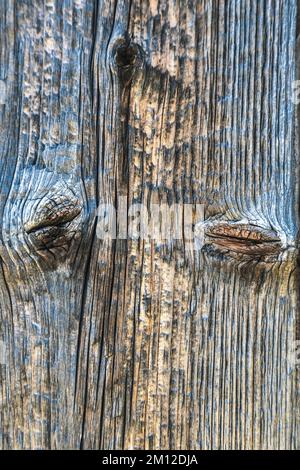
[0,0,299,450]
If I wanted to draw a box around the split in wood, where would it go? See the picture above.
[24,198,81,234]
[23,188,82,250]
[203,222,285,257]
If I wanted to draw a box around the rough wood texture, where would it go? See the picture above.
[0,0,299,450]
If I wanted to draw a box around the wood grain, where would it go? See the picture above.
[0,0,299,449]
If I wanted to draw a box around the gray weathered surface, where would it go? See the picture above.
[0,0,299,449]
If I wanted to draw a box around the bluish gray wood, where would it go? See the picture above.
[0,0,299,449]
